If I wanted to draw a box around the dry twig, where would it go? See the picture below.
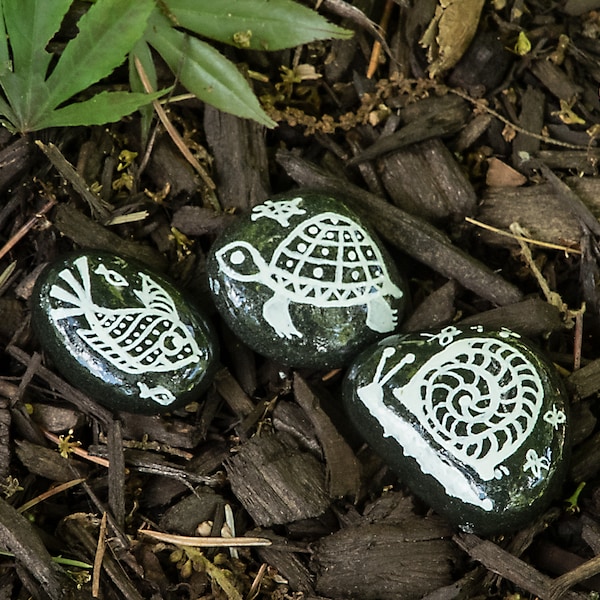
[0,197,57,262]
[17,478,86,514]
[367,0,394,78]
[139,529,272,548]
[133,57,219,210]
[92,512,107,598]
[466,217,582,255]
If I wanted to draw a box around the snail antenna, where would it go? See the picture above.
[378,350,416,386]
[373,347,396,384]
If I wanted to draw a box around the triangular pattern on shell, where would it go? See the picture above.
[270,212,388,305]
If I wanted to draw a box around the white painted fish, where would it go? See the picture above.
[49,256,201,375]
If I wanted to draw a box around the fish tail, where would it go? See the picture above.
[49,256,95,318]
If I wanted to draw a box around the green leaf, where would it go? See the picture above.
[33,89,165,130]
[130,39,157,95]
[162,0,352,50]
[45,0,154,110]
[1,0,72,128]
[0,2,11,77]
[146,13,276,127]
[0,94,18,131]
[0,71,51,127]
[3,0,72,76]
[129,39,158,143]
[0,0,169,132]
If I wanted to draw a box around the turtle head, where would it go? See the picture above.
[215,241,266,282]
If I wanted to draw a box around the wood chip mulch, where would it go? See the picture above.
[3,1,600,598]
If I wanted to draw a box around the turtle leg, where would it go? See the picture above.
[263,294,303,338]
[365,296,398,333]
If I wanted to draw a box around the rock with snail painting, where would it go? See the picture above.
[343,325,570,535]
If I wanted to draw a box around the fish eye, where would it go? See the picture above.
[230,250,246,265]
[162,331,186,353]
[94,264,129,287]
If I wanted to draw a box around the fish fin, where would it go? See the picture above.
[134,274,177,315]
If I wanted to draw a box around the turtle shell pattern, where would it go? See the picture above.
[268,212,390,306]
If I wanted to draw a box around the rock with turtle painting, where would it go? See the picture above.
[207,191,408,368]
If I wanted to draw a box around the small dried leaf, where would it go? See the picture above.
[294,63,322,81]
[0,261,16,288]
[198,554,243,600]
[486,157,527,187]
[587,123,600,139]
[552,99,586,125]
[502,123,517,143]
[420,0,485,77]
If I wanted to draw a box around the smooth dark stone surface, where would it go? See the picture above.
[207,191,407,368]
[343,325,570,535]
[32,252,218,414]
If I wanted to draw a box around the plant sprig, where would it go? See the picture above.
[135,0,353,128]
[0,0,165,133]
[0,0,352,133]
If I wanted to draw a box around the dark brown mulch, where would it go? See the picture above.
[3,1,600,598]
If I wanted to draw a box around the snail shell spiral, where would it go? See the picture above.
[393,337,544,481]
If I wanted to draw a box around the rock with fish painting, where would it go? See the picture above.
[31,252,218,414]
[343,325,570,535]
[207,191,407,368]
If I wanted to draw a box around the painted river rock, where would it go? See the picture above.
[32,252,218,414]
[207,191,407,367]
[343,325,570,534]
